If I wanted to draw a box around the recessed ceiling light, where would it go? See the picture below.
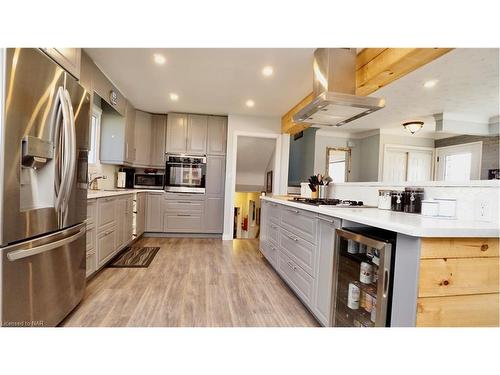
[245,99,255,108]
[153,53,166,65]
[262,66,274,77]
[423,79,438,88]
[169,93,179,101]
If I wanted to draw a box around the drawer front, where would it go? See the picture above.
[280,206,317,244]
[163,214,202,232]
[268,220,280,245]
[164,200,204,213]
[86,225,96,252]
[164,192,205,201]
[86,251,96,278]
[260,240,278,268]
[87,199,97,224]
[280,228,316,276]
[97,227,117,266]
[278,250,314,305]
[97,197,116,230]
[267,201,281,222]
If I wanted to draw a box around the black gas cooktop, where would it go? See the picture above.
[291,197,364,207]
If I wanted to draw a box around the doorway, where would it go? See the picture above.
[435,141,482,181]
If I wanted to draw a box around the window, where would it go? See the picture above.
[435,141,482,181]
[88,105,102,165]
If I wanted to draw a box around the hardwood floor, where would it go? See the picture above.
[62,237,320,327]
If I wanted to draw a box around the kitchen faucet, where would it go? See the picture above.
[88,174,106,190]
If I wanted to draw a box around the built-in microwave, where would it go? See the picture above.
[165,154,206,193]
[133,173,165,189]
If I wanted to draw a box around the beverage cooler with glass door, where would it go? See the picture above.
[333,227,396,327]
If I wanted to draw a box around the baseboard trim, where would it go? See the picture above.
[143,232,222,239]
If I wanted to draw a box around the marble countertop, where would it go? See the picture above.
[261,196,499,238]
[87,189,162,199]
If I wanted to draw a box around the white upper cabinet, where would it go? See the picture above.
[42,48,81,79]
[166,113,188,154]
[186,114,208,155]
[207,116,227,155]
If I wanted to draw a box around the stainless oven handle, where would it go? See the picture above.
[335,228,387,250]
[7,227,86,261]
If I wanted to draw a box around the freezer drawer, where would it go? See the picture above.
[1,223,86,327]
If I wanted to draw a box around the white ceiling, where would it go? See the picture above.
[85,48,314,116]
[236,136,275,182]
[319,48,499,137]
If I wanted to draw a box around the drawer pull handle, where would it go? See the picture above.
[177,214,191,217]
[287,234,298,242]
[177,201,194,204]
[287,261,297,271]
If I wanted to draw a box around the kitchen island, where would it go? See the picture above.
[260,196,499,327]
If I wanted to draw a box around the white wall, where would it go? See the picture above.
[223,114,288,240]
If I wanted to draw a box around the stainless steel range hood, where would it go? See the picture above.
[293,48,385,127]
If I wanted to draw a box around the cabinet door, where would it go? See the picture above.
[146,193,164,232]
[166,113,187,154]
[125,196,134,243]
[97,197,116,230]
[100,109,126,164]
[134,110,153,167]
[204,197,224,233]
[313,215,340,326]
[116,198,126,249]
[97,228,117,267]
[42,48,81,79]
[207,116,227,155]
[206,155,226,196]
[186,114,208,155]
[150,115,166,167]
[124,101,136,164]
[136,193,147,236]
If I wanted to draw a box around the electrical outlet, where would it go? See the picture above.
[476,200,492,222]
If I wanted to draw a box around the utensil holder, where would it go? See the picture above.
[311,188,319,199]
[318,185,327,199]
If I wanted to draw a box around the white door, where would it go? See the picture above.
[407,150,433,182]
[435,142,482,181]
[383,149,407,183]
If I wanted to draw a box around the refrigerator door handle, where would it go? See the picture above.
[6,226,86,261]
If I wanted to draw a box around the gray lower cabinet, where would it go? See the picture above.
[313,214,341,326]
[206,155,226,196]
[204,197,224,233]
[162,194,204,233]
[135,192,147,237]
[259,200,340,326]
[146,193,164,232]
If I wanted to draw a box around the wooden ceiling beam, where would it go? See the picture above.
[282,48,453,135]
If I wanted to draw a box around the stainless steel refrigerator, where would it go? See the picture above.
[0,48,90,327]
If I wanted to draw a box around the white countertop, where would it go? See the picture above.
[261,196,499,238]
[87,189,162,199]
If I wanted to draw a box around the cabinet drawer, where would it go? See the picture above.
[87,199,97,224]
[97,227,117,266]
[266,201,281,222]
[86,251,96,278]
[268,221,280,245]
[97,197,116,231]
[280,228,316,276]
[280,206,317,244]
[164,193,205,201]
[278,250,314,305]
[86,225,96,252]
[260,240,278,268]
[164,200,204,213]
[163,214,202,232]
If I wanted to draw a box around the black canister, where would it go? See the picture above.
[403,187,424,213]
[391,191,404,211]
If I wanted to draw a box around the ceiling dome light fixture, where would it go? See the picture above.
[245,99,255,108]
[169,93,179,101]
[402,121,424,134]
